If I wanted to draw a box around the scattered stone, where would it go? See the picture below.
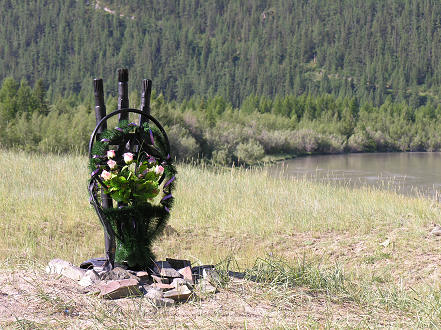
[192,265,214,281]
[71,258,221,302]
[149,297,175,307]
[135,271,150,282]
[166,258,191,270]
[79,276,94,287]
[163,286,192,302]
[151,274,171,284]
[171,277,191,290]
[203,268,221,286]
[79,270,100,287]
[196,279,218,294]
[46,259,87,281]
[178,266,194,284]
[100,267,140,281]
[152,261,182,278]
[98,279,142,299]
[144,286,164,300]
[46,259,71,274]
[151,283,175,291]
[431,224,441,236]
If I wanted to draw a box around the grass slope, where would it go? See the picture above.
[1,150,441,327]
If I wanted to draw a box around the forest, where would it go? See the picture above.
[1,0,441,163]
[1,76,440,164]
[1,0,441,107]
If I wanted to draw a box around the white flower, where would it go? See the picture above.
[101,170,112,181]
[154,165,164,175]
[107,159,117,170]
[107,150,116,159]
[123,152,134,164]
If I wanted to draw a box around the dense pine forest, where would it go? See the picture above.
[1,0,441,163]
[2,0,441,106]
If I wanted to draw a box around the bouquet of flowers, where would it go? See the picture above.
[101,150,164,205]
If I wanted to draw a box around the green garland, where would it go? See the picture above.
[89,120,176,269]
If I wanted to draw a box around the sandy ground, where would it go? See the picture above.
[0,265,413,329]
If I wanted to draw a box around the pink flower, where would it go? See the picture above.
[154,165,164,175]
[107,150,116,159]
[107,159,117,170]
[123,152,134,164]
[101,170,112,181]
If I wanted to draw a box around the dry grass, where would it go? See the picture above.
[1,150,441,328]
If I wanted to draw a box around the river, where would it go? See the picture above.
[269,152,441,200]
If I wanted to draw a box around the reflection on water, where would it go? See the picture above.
[268,152,441,199]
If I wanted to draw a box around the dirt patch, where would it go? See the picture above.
[0,266,413,328]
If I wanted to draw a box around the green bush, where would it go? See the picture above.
[234,139,265,165]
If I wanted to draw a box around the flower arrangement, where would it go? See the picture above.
[100,149,164,205]
[89,119,176,269]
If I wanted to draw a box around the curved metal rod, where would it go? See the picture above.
[88,108,170,160]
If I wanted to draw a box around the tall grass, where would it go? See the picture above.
[3,150,441,327]
[1,149,440,266]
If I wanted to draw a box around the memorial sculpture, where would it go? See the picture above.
[85,69,176,271]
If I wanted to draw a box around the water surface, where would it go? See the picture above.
[269,152,441,199]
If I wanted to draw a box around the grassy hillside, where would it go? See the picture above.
[2,150,441,327]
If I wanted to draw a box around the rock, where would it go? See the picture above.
[178,266,194,284]
[166,258,191,270]
[46,259,87,281]
[78,269,100,287]
[196,279,217,294]
[152,261,182,278]
[135,271,150,282]
[151,283,175,291]
[163,286,192,302]
[149,297,175,307]
[46,259,70,274]
[144,286,164,300]
[79,276,94,287]
[86,269,100,280]
[151,275,171,284]
[98,279,142,299]
[203,268,221,286]
[100,267,140,281]
[191,265,214,281]
[171,278,191,290]
[431,224,441,236]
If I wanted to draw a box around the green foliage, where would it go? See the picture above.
[234,139,265,165]
[102,203,170,269]
[2,0,441,107]
[2,76,441,165]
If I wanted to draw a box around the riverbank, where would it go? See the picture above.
[1,150,441,327]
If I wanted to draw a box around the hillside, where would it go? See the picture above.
[1,0,441,106]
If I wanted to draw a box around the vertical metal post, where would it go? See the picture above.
[118,68,129,121]
[93,78,115,270]
[139,79,152,127]
[117,69,129,209]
